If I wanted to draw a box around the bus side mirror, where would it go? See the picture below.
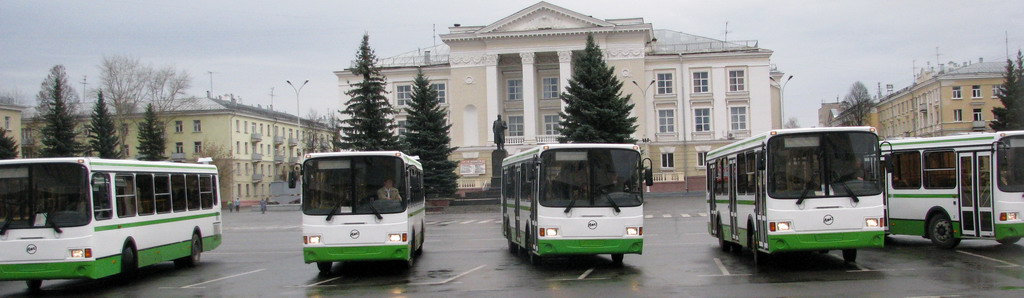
[644,168,654,186]
[882,154,894,173]
[288,171,297,189]
[757,156,766,171]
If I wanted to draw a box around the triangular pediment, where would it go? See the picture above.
[479,2,613,33]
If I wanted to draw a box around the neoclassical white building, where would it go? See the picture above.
[335,2,784,192]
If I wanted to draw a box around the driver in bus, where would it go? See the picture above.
[377,179,402,201]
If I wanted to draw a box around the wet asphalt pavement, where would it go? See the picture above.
[2,194,1024,297]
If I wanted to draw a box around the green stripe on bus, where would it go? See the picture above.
[889,136,994,147]
[303,245,409,262]
[714,200,729,204]
[90,161,216,171]
[708,135,766,158]
[888,193,957,198]
[94,212,219,232]
[408,207,425,217]
[766,230,884,253]
[535,238,643,255]
[737,200,755,205]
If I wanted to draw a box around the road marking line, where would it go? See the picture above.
[409,265,486,286]
[426,221,439,225]
[577,267,596,280]
[547,277,611,281]
[662,214,672,218]
[303,276,343,287]
[644,215,653,219]
[698,212,708,216]
[180,269,265,288]
[437,221,456,225]
[957,250,1021,267]
[681,214,692,218]
[713,258,731,276]
[697,274,751,277]
[460,220,477,224]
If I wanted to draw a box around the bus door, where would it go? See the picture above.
[729,157,739,242]
[708,162,718,234]
[754,152,768,250]
[514,165,522,243]
[958,152,995,238]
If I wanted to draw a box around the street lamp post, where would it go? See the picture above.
[771,75,794,127]
[286,80,309,157]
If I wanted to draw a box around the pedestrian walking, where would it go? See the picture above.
[260,198,268,214]
[227,200,233,212]
[234,198,241,212]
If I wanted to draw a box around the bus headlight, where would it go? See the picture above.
[626,227,642,236]
[540,228,558,237]
[770,221,792,232]
[388,233,407,242]
[304,235,322,244]
[865,218,880,227]
[69,248,92,259]
[1000,212,1019,221]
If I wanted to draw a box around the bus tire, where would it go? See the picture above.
[407,233,416,269]
[997,237,1021,245]
[928,214,961,249]
[717,221,729,252]
[119,243,138,282]
[508,238,519,254]
[415,225,424,256]
[25,280,42,293]
[529,251,543,266]
[175,233,202,268]
[748,227,768,266]
[611,253,624,265]
[842,249,857,263]
[317,262,333,275]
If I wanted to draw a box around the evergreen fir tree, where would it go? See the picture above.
[339,33,401,151]
[403,70,459,197]
[558,34,638,143]
[88,90,122,158]
[136,103,166,161]
[0,129,18,159]
[37,65,83,157]
[991,50,1024,131]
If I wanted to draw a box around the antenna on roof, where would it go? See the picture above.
[80,75,88,101]
[269,87,275,111]
[723,21,731,42]
[433,24,436,47]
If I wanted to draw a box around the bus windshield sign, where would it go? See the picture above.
[302,156,408,216]
[539,149,642,208]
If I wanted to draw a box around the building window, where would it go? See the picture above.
[993,85,1001,98]
[431,83,446,103]
[543,115,560,135]
[660,153,675,168]
[193,120,202,132]
[236,141,240,154]
[730,107,748,130]
[542,78,559,99]
[508,116,523,137]
[397,120,408,136]
[973,108,983,121]
[694,108,711,132]
[656,72,674,95]
[174,121,183,133]
[972,85,981,98]
[692,71,709,93]
[952,86,962,99]
[243,121,248,133]
[507,79,523,101]
[728,70,746,92]
[175,142,184,153]
[235,120,240,132]
[194,142,203,153]
[396,85,412,106]
[658,110,675,133]
[953,109,963,122]
[697,152,708,167]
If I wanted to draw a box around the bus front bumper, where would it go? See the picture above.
[767,231,884,253]
[303,245,409,263]
[0,256,121,281]
[535,238,643,256]
[996,222,1024,240]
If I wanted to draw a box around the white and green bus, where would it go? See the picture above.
[502,144,651,265]
[299,151,425,274]
[0,158,222,291]
[707,127,886,264]
[881,131,1024,248]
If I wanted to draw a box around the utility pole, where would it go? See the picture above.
[80,75,88,101]
[207,71,217,95]
[269,87,275,111]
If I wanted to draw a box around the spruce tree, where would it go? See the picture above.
[991,50,1024,131]
[0,129,18,159]
[88,90,122,158]
[558,34,638,143]
[403,70,459,197]
[37,65,83,157]
[136,103,166,161]
[339,33,401,151]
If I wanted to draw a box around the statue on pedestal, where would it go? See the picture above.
[493,115,508,151]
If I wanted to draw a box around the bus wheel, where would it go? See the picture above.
[842,249,857,263]
[406,234,416,269]
[928,214,961,249]
[415,224,425,256]
[997,237,1021,245]
[119,244,138,282]
[176,233,202,268]
[25,280,42,292]
[317,262,333,275]
[717,222,729,252]
[749,229,768,266]
[529,252,543,266]
[611,254,624,265]
[508,238,519,254]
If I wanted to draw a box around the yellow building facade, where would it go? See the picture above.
[1,103,25,152]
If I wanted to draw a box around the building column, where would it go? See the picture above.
[557,50,572,113]
[521,52,538,144]
[485,54,499,146]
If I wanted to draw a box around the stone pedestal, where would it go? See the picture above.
[490,149,507,188]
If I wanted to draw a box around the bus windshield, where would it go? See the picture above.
[998,136,1024,192]
[0,163,90,230]
[302,156,407,216]
[768,132,882,199]
[539,149,642,208]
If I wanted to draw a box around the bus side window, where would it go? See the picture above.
[891,151,922,189]
[136,174,155,216]
[114,175,137,218]
[154,175,172,213]
[186,174,201,210]
[412,170,424,205]
[171,174,187,212]
[91,173,112,220]
[737,153,747,195]
[199,175,214,209]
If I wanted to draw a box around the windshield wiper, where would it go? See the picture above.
[563,196,578,214]
[602,193,621,213]
[832,173,860,204]
[325,199,344,222]
[45,214,62,234]
[0,214,11,236]
[364,197,384,220]
[795,186,813,206]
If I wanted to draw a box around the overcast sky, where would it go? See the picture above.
[2,0,1022,127]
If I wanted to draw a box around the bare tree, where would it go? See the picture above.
[147,65,194,112]
[0,89,26,105]
[303,111,333,154]
[99,55,194,149]
[783,117,801,129]
[839,81,874,126]
[201,141,234,202]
